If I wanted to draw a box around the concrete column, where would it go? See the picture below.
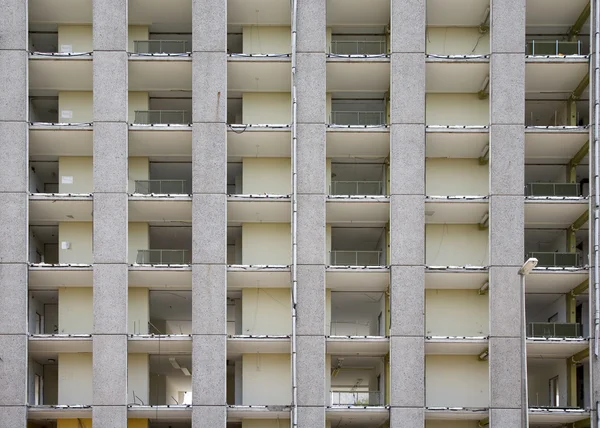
[0,1,29,426]
[389,1,426,426]
[92,1,129,426]
[295,0,327,425]
[191,0,227,426]
[488,1,526,427]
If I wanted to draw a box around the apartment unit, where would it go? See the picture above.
[0,0,598,427]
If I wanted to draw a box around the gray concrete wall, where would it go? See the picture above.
[389,1,426,426]
[296,0,327,425]
[191,0,228,425]
[489,0,526,426]
[0,0,29,426]
[92,0,129,426]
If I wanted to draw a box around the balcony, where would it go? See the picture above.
[134,110,191,125]
[330,38,387,56]
[134,179,189,195]
[526,40,583,56]
[527,322,582,338]
[133,40,190,54]
[136,249,191,265]
[528,252,580,267]
[329,356,386,407]
[330,251,382,266]
[331,181,384,196]
[330,390,383,406]
[331,111,386,126]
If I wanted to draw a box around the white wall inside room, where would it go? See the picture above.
[329,292,385,336]
[58,353,92,404]
[58,222,92,264]
[242,223,291,264]
[242,26,291,54]
[57,25,92,52]
[58,287,92,334]
[128,25,149,52]
[58,91,93,123]
[147,161,193,194]
[129,92,150,124]
[425,159,489,195]
[128,354,149,405]
[528,359,567,407]
[242,288,291,335]
[129,222,149,264]
[149,226,192,250]
[242,93,291,124]
[166,375,192,404]
[129,288,149,334]
[242,158,291,194]
[29,290,59,334]
[425,224,489,266]
[426,355,489,407]
[425,27,490,55]
[426,289,488,336]
[426,94,489,126]
[128,157,150,194]
[58,157,93,193]
[243,353,291,405]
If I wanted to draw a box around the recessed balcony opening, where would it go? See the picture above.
[329,292,386,336]
[133,33,192,54]
[29,225,59,264]
[134,92,192,125]
[227,162,243,194]
[28,422,57,428]
[525,163,589,197]
[28,352,59,406]
[226,357,244,405]
[528,359,587,409]
[330,158,387,195]
[330,227,386,266]
[227,293,242,335]
[134,161,192,194]
[228,97,243,124]
[227,26,243,54]
[149,354,192,405]
[136,225,192,264]
[29,161,59,193]
[28,291,58,335]
[29,95,59,123]
[525,228,588,268]
[330,96,387,126]
[149,291,192,335]
[227,226,242,264]
[526,293,587,339]
[330,356,385,406]
[526,99,589,127]
[525,24,590,55]
[29,28,58,53]
[329,26,388,55]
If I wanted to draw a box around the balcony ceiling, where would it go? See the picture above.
[525,130,589,164]
[29,0,92,24]
[327,62,390,93]
[228,129,291,157]
[129,0,192,26]
[228,60,291,92]
[129,60,192,91]
[526,270,589,294]
[526,62,589,98]
[426,130,488,159]
[425,270,488,289]
[327,0,389,26]
[426,62,489,94]
[30,197,93,222]
[527,0,589,27]
[228,0,291,25]
[30,127,93,157]
[129,129,192,156]
[129,199,192,222]
[427,0,489,26]
[29,59,93,91]
[525,201,588,229]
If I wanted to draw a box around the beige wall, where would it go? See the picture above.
[426,27,490,55]
[242,288,291,335]
[128,354,149,405]
[426,356,489,407]
[129,222,149,264]
[426,422,480,428]
[58,222,93,264]
[58,353,92,404]
[242,223,291,265]
[58,156,93,193]
[242,421,286,428]
[58,287,92,334]
[129,288,149,334]
[58,25,92,52]
[242,26,291,54]
[57,420,92,428]
[58,91,93,123]
[425,289,488,336]
[242,93,291,124]
[426,224,488,266]
[242,158,291,194]
[128,26,150,53]
[243,353,291,405]
[128,157,150,193]
[165,375,192,404]
[426,94,489,126]
[425,159,488,195]
[528,360,567,407]
[129,92,150,124]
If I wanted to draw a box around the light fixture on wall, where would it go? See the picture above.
[478,281,489,295]
[478,349,489,361]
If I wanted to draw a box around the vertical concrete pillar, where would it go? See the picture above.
[92,1,129,426]
[191,1,227,426]
[295,0,327,426]
[0,1,29,426]
[488,0,526,427]
[388,0,426,426]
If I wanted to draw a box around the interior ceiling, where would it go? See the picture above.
[331,226,385,249]
[150,354,192,376]
[149,226,192,249]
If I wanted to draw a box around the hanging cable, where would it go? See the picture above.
[290,0,299,426]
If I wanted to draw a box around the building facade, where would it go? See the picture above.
[0,0,599,427]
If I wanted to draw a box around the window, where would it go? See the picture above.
[549,376,559,407]
[35,312,42,334]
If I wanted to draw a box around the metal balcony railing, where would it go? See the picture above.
[330,250,382,266]
[135,180,188,194]
[134,40,191,54]
[330,40,387,55]
[526,182,581,197]
[134,110,191,125]
[526,40,582,56]
[330,390,382,406]
[527,252,580,267]
[331,181,383,195]
[136,249,191,264]
[527,322,582,338]
[331,111,386,126]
